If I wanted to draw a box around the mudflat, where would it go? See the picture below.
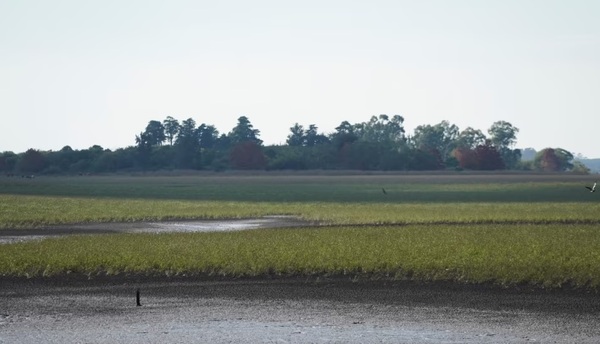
[2,276,600,343]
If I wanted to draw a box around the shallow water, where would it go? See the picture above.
[0,216,310,244]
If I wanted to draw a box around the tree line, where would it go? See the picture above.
[0,115,588,175]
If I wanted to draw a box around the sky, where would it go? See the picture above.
[1,0,599,158]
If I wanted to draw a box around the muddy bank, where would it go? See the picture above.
[2,277,600,343]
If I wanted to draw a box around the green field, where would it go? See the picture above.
[1,172,599,290]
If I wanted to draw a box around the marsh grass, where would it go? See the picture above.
[2,224,600,289]
[2,173,600,290]
[0,174,596,203]
[1,175,599,228]
[1,195,599,228]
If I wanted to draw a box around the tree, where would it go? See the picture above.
[198,124,219,149]
[409,148,444,170]
[453,147,478,170]
[304,124,329,146]
[135,131,151,150]
[287,123,329,147]
[135,120,167,169]
[455,127,486,149]
[534,148,574,171]
[488,121,519,148]
[358,114,406,146]
[554,148,574,171]
[58,146,76,168]
[329,121,358,149]
[163,116,180,146]
[229,141,267,170]
[174,118,201,169]
[135,131,152,168]
[16,149,47,173]
[0,151,18,173]
[571,160,591,174]
[488,121,521,169]
[143,120,166,146]
[474,142,505,170]
[339,141,384,170]
[228,116,262,145]
[410,120,459,164]
[286,123,305,146]
[452,141,505,170]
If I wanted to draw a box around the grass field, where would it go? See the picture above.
[1,172,599,289]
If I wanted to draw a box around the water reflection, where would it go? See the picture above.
[0,216,309,244]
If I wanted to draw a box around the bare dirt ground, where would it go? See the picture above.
[2,277,600,343]
[2,219,600,343]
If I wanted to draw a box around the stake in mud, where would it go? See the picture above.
[136,288,141,307]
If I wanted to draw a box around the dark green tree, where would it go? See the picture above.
[174,118,201,169]
[410,120,459,165]
[358,114,406,146]
[143,120,166,146]
[488,121,521,169]
[287,123,329,147]
[44,146,79,173]
[135,131,152,168]
[488,121,518,148]
[304,124,329,146]
[198,124,219,149]
[16,149,47,173]
[329,121,358,149]
[455,127,486,149]
[286,123,305,146]
[409,148,444,170]
[228,116,262,145]
[163,116,180,146]
[0,151,18,173]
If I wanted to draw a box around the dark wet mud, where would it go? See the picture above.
[2,277,600,343]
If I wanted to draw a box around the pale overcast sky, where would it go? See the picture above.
[1,0,599,157]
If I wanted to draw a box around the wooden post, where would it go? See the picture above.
[136,288,142,306]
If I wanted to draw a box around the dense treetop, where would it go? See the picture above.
[0,115,587,175]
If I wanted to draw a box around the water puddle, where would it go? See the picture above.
[0,216,312,244]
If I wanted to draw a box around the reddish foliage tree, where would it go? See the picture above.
[452,145,504,170]
[453,148,478,169]
[474,144,505,170]
[229,141,267,170]
[537,148,561,171]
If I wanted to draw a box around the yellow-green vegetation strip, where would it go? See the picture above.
[2,195,600,229]
[0,195,289,228]
[1,224,600,290]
